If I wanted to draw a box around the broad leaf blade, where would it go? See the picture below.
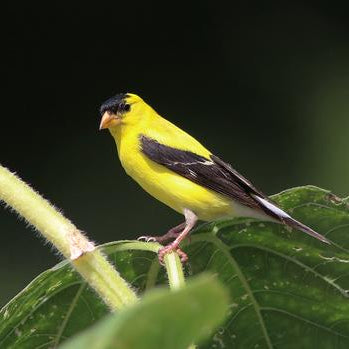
[0,262,108,348]
[0,246,160,349]
[187,186,349,348]
[60,275,228,349]
[1,186,348,348]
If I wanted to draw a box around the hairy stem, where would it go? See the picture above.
[164,252,186,290]
[0,165,137,310]
[164,252,196,349]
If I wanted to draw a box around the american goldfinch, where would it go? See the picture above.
[99,93,329,263]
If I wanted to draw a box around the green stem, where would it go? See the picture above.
[163,252,196,349]
[0,165,137,310]
[164,252,186,290]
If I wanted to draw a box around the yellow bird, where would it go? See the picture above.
[99,93,329,263]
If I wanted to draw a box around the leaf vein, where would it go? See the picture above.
[260,307,349,338]
[192,234,274,349]
[52,283,86,348]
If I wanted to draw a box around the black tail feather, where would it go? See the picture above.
[282,216,331,244]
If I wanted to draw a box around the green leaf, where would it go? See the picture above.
[0,244,158,349]
[1,186,349,348]
[186,186,349,348]
[59,274,228,349]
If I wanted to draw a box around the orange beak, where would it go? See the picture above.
[99,112,121,130]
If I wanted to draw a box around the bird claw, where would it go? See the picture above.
[176,248,188,263]
[158,244,188,265]
[137,235,157,242]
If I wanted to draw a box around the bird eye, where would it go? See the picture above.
[119,103,130,113]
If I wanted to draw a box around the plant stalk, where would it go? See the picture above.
[164,252,196,349]
[0,165,137,310]
[164,252,186,290]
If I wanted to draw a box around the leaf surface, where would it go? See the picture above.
[1,186,348,348]
[60,275,228,349]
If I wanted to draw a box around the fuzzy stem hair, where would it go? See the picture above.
[0,164,137,310]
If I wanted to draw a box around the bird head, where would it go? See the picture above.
[99,93,149,130]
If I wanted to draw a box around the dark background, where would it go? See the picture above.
[1,1,348,305]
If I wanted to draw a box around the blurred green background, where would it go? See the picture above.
[1,1,348,306]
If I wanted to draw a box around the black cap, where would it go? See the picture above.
[99,93,128,116]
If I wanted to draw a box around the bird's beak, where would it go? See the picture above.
[99,112,121,130]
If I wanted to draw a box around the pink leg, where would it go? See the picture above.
[138,222,186,243]
[158,208,198,264]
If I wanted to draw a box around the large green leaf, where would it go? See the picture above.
[1,186,348,348]
[60,275,228,349]
[187,186,349,348]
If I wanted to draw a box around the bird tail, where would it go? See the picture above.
[281,216,330,244]
[252,195,330,244]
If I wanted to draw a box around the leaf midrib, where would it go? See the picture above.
[191,233,274,349]
[190,232,349,346]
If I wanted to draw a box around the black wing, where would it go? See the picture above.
[139,134,275,216]
[139,135,331,244]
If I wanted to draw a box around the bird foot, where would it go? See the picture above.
[137,230,181,243]
[158,243,188,265]
[137,235,158,243]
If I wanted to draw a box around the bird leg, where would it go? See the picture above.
[158,208,198,264]
[138,222,186,243]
